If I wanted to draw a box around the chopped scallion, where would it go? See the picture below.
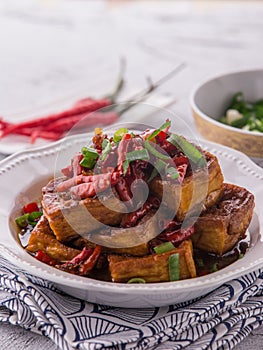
[147,120,171,140]
[16,211,43,228]
[113,127,129,143]
[127,278,146,284]
[167,134,206,167]
[101,139,112,161]
[154,242,175,254]
[144,140,170,160]
[123,149,150,175]
[125,149,149,162]
[15,214,30,228]
[166,166,179,180]
[80,147,99,169]
[169,253,180,281]
[148,158,167,182]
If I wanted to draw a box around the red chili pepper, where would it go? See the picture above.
[121,196,159,227]
[23,202,39,214]
[173,155,189,167]
[70,247,94,264]
[79,245,102,275]
[115,177,133,205]
[0,99,111,139]
[156,131,167,142]
[35,250,57,266]
[159,226,195,246]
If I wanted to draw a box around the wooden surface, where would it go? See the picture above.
[0,0,263,349]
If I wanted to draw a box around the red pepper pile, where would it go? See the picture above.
[0,98,119,143]
[0,63,186,144]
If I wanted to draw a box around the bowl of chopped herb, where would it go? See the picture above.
[190,69,263,161]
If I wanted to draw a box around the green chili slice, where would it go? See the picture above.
[153,242,175,254]
[169,253,180,281]
[113,127,129,143]
[147,120,171,140]
[167,134,206,167]
[80,146,99,169]
[127,278,146,284]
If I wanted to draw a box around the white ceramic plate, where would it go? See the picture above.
[0,135,262,308]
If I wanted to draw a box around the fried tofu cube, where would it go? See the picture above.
[191,183,255,255]
[150,151,224,221]
[42,178,127,243]
[108,239,196,283]
[26,216,81,261]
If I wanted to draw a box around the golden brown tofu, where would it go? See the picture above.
[149,151,224,221]
[108,239,196,283]
[26,216,81,261]
[191,183,255,255]
[42,178,126,243]
[88,211,158,252]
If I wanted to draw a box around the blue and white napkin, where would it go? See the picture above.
[0,255,263,350]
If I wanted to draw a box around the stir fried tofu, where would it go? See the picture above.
[27,216,81,261]
[108,239,196,283]
[42,178,126,243]
[150,151,224,221]
[192,183,255,255]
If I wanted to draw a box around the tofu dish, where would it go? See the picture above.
[16,120,255,283]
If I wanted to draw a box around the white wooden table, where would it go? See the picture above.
[0,1,263,348]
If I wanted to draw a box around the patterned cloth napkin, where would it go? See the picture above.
[0,255,263,350]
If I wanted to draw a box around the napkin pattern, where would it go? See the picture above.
[0,255,263,350]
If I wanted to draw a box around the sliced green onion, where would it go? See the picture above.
[154,241,175,254]
[125,149,150,162]
[148,158,167,182]
[80,146,99,169]
[211,263,218,273]
[122,159,130,175]
[144,140,170,160]
[167,134,206,167]
[15,211,43,228]
[101,139,112,161]
[123,149,149,175]
[15,214,30,228]
[127,277,146,284]
[147,120,171,140]
[113,127,129,143]
[169,253,180,281]
[166,166,179,180]
[28,211,43,223]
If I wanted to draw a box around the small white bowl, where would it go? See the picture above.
[190,69,263,160]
